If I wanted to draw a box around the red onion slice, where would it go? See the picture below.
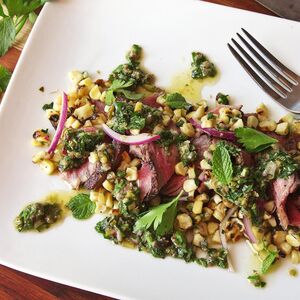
[243,216,257,244]
[48,92,68,154]
[190,119,236,141]
[102,124,160,145]
[219,206,238,272]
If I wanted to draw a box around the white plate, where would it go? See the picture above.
[1,1,300,299]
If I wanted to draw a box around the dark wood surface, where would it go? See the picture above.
[0,1,275,299]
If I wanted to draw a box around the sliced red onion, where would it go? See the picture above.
[243,216,257,244]
[219,206,238,272]
[190,119,236,141]
[48,92,68,154]
[102,124,160,145]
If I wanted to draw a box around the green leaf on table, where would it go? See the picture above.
[67,193,96,220]
[166,92,191,109]
[0,64,12,93]
[0,17,16,56]
[134,191,183,236]
[261,250,277,274]
[212,143,233,185]
[235,127,277,153]
[3,0,47,16]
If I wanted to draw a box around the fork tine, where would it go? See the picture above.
[237,33,294,90]
[231,38,288,97]
[242,28,299,83]
[227,43,281,100]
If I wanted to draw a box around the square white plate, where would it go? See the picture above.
[1,1,300,299]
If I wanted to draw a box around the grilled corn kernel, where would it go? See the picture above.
[286,234,300,248]
[89,85,101,100]
[273,231,287,245]
[208,222,219,235]
[175,162,188,176]
[183,179,197,193]
[279,242,292,255]
[31,140,42,147]
[105,192,114,208]
[180,123,195,137]
[256,103,269,121]
[252,226,263,241]
[291,250,300,264]
[126,167,138,181]
[193,233,204,246]
[130,158,141,167]
[156,95,166,105]
[68,70,83,84]
[130,129,140,135]
[176,213,193,230]
[259,120,277,132]
[212,194,222,204]
[134,102,143,112]
[201,118,214,128]
[264,200,275,213]
[268,217,277,227]
[90,191,99,202]
[200,159,211,170]
[103,180,114,192]
[74,103,94,121]
[88,151,99,163]
[162,114,171,126]
[213,210,225,222]
[212,231,221,244]
[79,77,93,88]
[275,122,289,135]
[92,115,106,125]
[187,167,196,179]
[196,193,209,203]
[280,113,294,124]
[39,159,55,175]
[84,120,93,127]
[232,109,241,117]
[191,105,205,120]
[32,151,47,163]
[99,90,107,102]
[71,119,82,129]
[231,118,244,130]
[98,190,106,205]
[247,115,259,128]
[193,199,203,214]
[202,207,213,221]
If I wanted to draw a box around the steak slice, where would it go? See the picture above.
[272,173,300,229]
[286,194,300,227]
[192,134,212,162]
[138,163,159,200]
[161,175,185,196]
[142,93,162,108]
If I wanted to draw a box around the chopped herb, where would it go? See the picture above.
[248,271,266,288]
[179,140,198,166]
[261,250,277,274]
[39,86,45,92]
[0,64,12,93]
[134,191,183,236]
[191,51,216,79]
[207,112,215,120]
[165,92,191,110]
[42,102,53,110]
[216,93,229,105]
[235,127,278,153]
[67,194,95,220]
[212,143,233,185]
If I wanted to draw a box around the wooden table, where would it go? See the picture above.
[0,1,275,299]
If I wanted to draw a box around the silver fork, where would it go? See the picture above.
[227,28,300,114]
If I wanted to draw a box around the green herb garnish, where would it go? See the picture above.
[235,127,278,153]
[134,191,183,236]
[105,79,134,105]
[216,92,229,105]
[191,51,216,79]
[0,64,11,93]
[42,102,53,110]
[67,194,96,220]
[212,143,233,185]
[165,92,191,110]
[261,251,277,274]
[247,271,266,288]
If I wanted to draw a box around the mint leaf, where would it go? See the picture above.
[0,64,12,93]
[118,89,143,100]
[166,92,191,109]
[261,251,277,274]
[67,194,96,220]
[3,0,47,16]
[0,17,16,56]
[235,127,277,153]
[134,191,183,236]
[212,143,233,185]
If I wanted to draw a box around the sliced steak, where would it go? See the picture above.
[265,132,300,152]
[90,99,106,114]
[193,134,212,162]
[286,194,300,227]
[142,93,162,108]
[161,175,185,196]
[272,174,300,229]
[138,163,159,200]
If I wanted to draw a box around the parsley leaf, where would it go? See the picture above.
[3,0,47,16]
[0,17,16,56]
[212,143,233,185]
[0,64,11,93]
[67,194,96,220]
[235,127,277,153]
[105,79,134,105]
[261,250,277,274]
[166,93,191,109]
[134,191,183,236]
[247,271,266,288]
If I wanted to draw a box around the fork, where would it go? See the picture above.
[227,28,300,114]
